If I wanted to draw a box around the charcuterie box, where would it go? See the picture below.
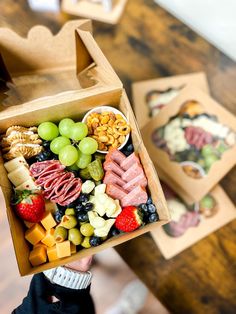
[141,85,236,204]
[0,20,170,276]
[151,183,236,259]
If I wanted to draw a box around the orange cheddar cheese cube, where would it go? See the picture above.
[41,212,57,230]
[24,221,35,229]
[41,229,55,247]
[33,243,47,251]
[47,246,59,262]
[45,200,57,213]
[29,246,47,266]
[56,240,71,258]
[70,243,77,254]
[25,224,45,245]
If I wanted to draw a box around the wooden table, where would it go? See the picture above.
[1,1,236,313]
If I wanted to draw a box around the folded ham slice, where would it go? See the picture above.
[103,149,148,207]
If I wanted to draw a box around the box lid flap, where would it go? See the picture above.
[0,19,122,112]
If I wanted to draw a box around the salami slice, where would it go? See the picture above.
[44,172,74,200]
[30,160,61,177]
[53,178,82,206]
[50,173,75,200]
[43,172,66,190]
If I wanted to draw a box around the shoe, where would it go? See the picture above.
[105,279,148,314]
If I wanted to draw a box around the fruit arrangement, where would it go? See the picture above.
[161,182,218,237]
[152,100,236,178]
[1,106,159,267]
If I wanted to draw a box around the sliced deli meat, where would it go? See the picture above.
[122,163,144,182]
[106,183,128,200]
[120,152,140,171]
[102,149,148,207]
[103,160,125,177]
[30,160,82,206]
[30,160,65,178]
[105,149,126,165]
[103,170,126,187]
[121,185,148,207]
[123,172,147,192]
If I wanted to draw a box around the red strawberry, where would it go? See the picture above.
[115,206,143,232]
[12,190,45,223]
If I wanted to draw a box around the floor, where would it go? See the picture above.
[154,0,236,61]
[0,191,168,314]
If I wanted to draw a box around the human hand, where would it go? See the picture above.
[65,256,93,272]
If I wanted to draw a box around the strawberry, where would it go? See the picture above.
[115,206,143,232]
[11,190,45,223]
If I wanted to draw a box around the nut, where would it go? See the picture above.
[85,110,130,151]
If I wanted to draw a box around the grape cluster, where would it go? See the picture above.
[37,118,98,168]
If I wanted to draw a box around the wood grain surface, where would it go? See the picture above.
[0,0,235,313]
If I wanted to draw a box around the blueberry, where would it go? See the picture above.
[84,202,93,212]
[146,197,153,205]
[147,203,156,214]
[75,203,84,212]
[77,211,89,222]
[138,203,148,213]
[148,213,159,223]
[42,141,51,149]
[54,211,63,223]
[123,151,131,157]
[110,226,120,237]
[126,144,134,152]
[36,150,52,162]
[57,205,66,214]
[79,193,89,203]
[66,201,77,208]
[89,236,102,247]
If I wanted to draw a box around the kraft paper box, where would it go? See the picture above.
[132,72,209,129]
[62,0,128,24]
[141,85,236,204]
[0,20,169,276]
[151,183,236,259]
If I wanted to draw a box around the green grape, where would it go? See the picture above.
[59,145,79,166]
[59,118,75,138]
[67,163,79,171]
[76,149,92,169]
[70,122,88,141]
[201,144,214,157]
[204,154,218,169]
[38,122,59,141]
[50,136,71,154]
[79,137,98,155]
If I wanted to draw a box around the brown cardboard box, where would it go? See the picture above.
[151,184,236,259]
[0,20,169,276]
[62,0,128,24]
[141,86,236,204]
[132,72,209,129]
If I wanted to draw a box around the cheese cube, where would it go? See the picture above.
[45,200,57,213]
[47,246,59,262]
[15,178,39,191]
[4,156,28,172]
[33,243,47,251]
[41,212,57,230]
[25,224,45,245]
[70,243,77,254]
[24,221,35,228]
[41,229,55,247]
[7,165,32,187]
[56,241,71,258]
[29,246,47,266]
